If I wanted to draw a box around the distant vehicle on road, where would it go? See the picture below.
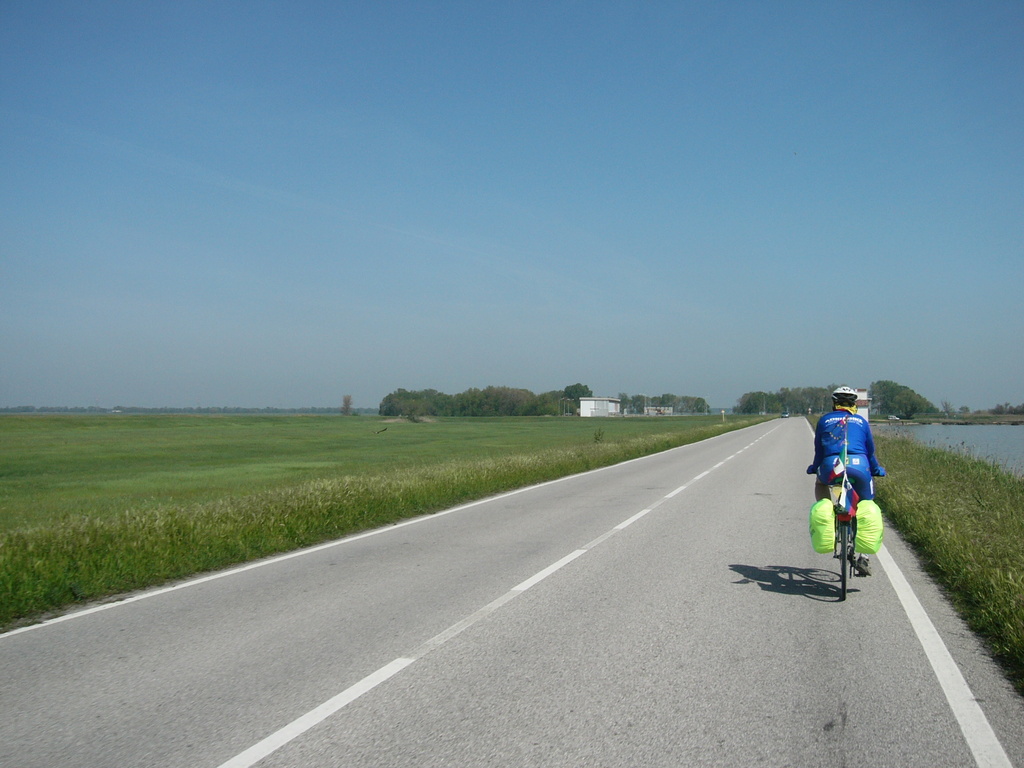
[888,415,900,420]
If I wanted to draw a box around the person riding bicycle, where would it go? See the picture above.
[807,386,886,575]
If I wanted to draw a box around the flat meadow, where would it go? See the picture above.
[0,413,762,627]
[0,413,750,531]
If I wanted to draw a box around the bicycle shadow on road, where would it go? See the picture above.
[729,564,855,602]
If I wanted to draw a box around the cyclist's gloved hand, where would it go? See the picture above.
[807,464,817,475]
[873,466,886,477]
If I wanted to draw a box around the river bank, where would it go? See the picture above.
[875,422,1024,476]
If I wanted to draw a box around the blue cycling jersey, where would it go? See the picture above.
[810,409,882,474]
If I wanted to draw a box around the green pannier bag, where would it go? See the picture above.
[854,499,884,554]
[809,499,834,554]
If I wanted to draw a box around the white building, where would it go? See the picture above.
[579,397,621,417]
[856,388,871,420]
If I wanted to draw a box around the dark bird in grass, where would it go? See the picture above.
[374,427,388,434]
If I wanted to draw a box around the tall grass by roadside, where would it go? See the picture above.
[874,432,1024,694]
[0,419,758,629]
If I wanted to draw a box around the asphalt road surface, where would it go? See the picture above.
[3,419,1023,767]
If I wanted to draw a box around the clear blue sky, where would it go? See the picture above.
[2,2,1021,411]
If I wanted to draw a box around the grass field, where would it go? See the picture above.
[0,414,745,532]
[0,413,763,627]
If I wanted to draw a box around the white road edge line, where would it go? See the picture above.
[213,429,770,768]
[876,548,1011,768]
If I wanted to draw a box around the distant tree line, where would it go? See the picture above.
[990,403,1024,415]
[734,380,944,420]
[735,386,837,416]
[378,384,711,417]
[8,381,1015,418]
[379,386,567,417]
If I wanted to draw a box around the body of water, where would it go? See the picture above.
[876,423,1024,476]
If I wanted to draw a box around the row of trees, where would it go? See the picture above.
[378,384,710,418]
[991,403,1024,415]
[868,380,937,420]
[735,387,833,416]
[734,380,939,420]
[379,386,571,418]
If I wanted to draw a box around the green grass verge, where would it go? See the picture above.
[0,414,746,531]
[873,432,1024,694]
[0,415,764,629]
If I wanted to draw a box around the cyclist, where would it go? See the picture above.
[807,386,886,575]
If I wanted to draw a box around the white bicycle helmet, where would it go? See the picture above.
[832,386,858,408]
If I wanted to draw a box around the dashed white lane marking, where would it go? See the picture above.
[216,657,415,768]
[215,430,771,768]
[511,549,587,593]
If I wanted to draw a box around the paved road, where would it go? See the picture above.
[3,419,1022,767]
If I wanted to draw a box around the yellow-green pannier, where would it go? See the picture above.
[854,499,884,554]
[809,499,835,554]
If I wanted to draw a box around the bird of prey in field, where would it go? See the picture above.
[374,427,388,434]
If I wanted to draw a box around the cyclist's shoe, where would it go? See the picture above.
[854,555,872,577]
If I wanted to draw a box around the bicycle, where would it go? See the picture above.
[828,482,857,601]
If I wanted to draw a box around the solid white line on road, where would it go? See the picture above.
[213,429,771,768]
[877,548,1011,768]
